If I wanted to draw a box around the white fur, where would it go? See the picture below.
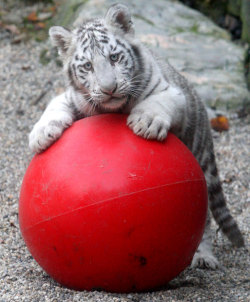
[191,241,219,269]
[127,86,185,141]
[29,93,74,153]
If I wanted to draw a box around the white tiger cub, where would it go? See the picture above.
[29,4,244,269]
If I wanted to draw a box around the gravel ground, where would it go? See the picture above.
[0,28,249,301]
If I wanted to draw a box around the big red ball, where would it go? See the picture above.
[19,114,207,293]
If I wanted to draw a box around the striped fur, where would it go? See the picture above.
[29,4,244,268]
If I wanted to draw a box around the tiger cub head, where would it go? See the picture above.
[49,4,142,111]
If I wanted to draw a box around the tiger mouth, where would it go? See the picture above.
[104,96,124,102]
[100,96,127,108]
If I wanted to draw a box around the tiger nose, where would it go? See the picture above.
[101,83,117,95]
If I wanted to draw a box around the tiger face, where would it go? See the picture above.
[49,4,142,112]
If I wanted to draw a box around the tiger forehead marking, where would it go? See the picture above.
[73,23,128,69]
[76,20,113,54]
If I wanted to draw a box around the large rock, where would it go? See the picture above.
[55,0,250,110]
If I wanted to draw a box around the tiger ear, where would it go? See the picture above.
[49,26,73,55]
[105,4,134,35]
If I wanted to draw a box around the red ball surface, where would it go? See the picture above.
[19,114,207,293]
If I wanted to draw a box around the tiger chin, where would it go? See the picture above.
[29,3,244,270]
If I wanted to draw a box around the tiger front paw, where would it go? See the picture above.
[29,118,72,153]
[127,111,170,141]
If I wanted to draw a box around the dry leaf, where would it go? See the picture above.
[26,11,38,22]
[35,22,46,30]
[48,6,57,14]
[3,24,20,35]
[210,115,229,132]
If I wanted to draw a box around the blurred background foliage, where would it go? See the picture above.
[180,0,250,43]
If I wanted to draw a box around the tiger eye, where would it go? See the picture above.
[83,62,92,70]
[110,54,119,62]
